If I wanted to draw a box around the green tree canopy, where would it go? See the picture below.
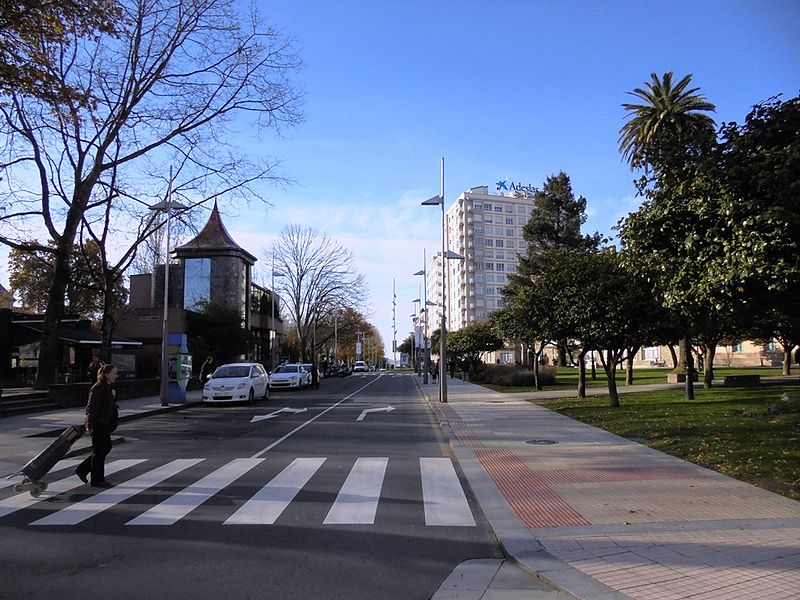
[447,321,504,367]
[8,240,127,318]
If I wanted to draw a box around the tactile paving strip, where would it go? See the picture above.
[476,449,590,527]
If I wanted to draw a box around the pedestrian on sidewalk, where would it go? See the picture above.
[86,355,103,382]
[199,356,215,384]
[75,364,119,488]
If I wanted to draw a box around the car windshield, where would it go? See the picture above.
[213,366,250,378]
[273,365,299,374]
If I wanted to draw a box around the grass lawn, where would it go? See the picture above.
[531,383,800,500]
[482,366,789,393]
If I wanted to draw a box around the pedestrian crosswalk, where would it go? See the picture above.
[1,456,476,528]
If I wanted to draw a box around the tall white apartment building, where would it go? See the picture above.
[426,185,535,336]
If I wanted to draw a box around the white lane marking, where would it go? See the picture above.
[3,458,82,489]
[356,405,395,422]
[324,457,388,525]
[224,457,326,525]
[251,407,307,423]
[250,374,384,459]
[126,458,265,526]
[0,460,145,519]
[31,459,203,526]
[420,458,475,527]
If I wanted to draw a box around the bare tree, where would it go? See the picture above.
[0,0,303,386]
[267,225,368,362]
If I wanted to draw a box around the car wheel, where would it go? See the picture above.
[248,388,254,404]
[262,383,269,401]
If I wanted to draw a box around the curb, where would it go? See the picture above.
[413,376,630,600]
[29,401,204,439]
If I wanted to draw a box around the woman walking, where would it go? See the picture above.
[75,364,119,488]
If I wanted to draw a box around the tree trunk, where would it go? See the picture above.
[558,342,567,367]
[605,350,619,408]
[590,351,597,380]
[703,343,716,389]
[782,343,792,376]
[34,242,73,388]
[533,348,541,391]
[577,350,587,398]
[625,352,634,386]
[681,336,695,400]
[668,344,678,369]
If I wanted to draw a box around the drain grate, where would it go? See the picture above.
[525,439,558,445]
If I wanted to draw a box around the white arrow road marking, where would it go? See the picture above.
[356,406,395,422]
[251,407,308,423]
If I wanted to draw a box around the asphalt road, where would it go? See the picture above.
[0,373,501,600]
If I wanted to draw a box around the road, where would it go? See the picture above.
[0,373,501,600]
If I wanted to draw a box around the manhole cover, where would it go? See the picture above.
[525,439,558,445]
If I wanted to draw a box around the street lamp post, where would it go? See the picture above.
[148,175,186,407]
[422,157,449,402]
[413,250,431,384]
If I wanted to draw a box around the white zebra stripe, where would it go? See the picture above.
[324,457,388,525]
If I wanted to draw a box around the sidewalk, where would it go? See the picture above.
[420,375,800,600]
[0,391,202,479]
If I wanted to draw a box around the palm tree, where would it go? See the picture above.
[619,72,717,173]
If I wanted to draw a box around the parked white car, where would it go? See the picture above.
[203,362,269,404]
[269,364,311,389]
[352,360,369,372]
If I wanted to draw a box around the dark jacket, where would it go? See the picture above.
[85,381,117,432]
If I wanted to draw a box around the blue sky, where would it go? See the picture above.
[2,0,799,358]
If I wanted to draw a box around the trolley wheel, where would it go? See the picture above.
[30,483,44,498]
[39,481,48,492]
[13,483,26,494]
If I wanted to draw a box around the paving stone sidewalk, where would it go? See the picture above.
[421,376,800,600]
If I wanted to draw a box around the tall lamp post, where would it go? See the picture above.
[149,183,186,407]
[413,249,431,384]
[269,251,285,370]
[422,158,449,402]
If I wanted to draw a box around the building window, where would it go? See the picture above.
[483,203,492,211]
[474,203,482,211]
[500,351,513,363]
[504,206,513,213]
[475,248,484,257]
[517,206,527,214]
[183,258,211,311]
[732,343,743,352]
[484,225,493,235]
[475,261,484,270]
[496,274,506,283]
[496,251,505,259]
[486,286,495,295]
[496,263,505,271]
[494,206,503,212]
[486,274,495,282]
[505,217,514,225]
[487,299,495,308]
[495,239,504,248]
[484,238,493,246]
[475,274,484,283]
[497,299,505,308]
[506,228,514,237]
[507,264,516,273]
[485,250,494,258]
[518,240,526,249]
[485,262,494,270]
[476,285,484,295]
[474,226,483,234]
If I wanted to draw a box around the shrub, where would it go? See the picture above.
[471,364,556,387]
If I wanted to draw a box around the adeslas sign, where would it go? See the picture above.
[495,179,536,196]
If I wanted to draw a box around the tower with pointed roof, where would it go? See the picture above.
[173,202,256,329]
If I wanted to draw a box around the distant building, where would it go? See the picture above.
[116,202,284,375]
[0,283,11,308]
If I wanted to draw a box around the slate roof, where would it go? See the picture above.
[174,202,256,264]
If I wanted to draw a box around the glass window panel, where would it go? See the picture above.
[183,258,211,311]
